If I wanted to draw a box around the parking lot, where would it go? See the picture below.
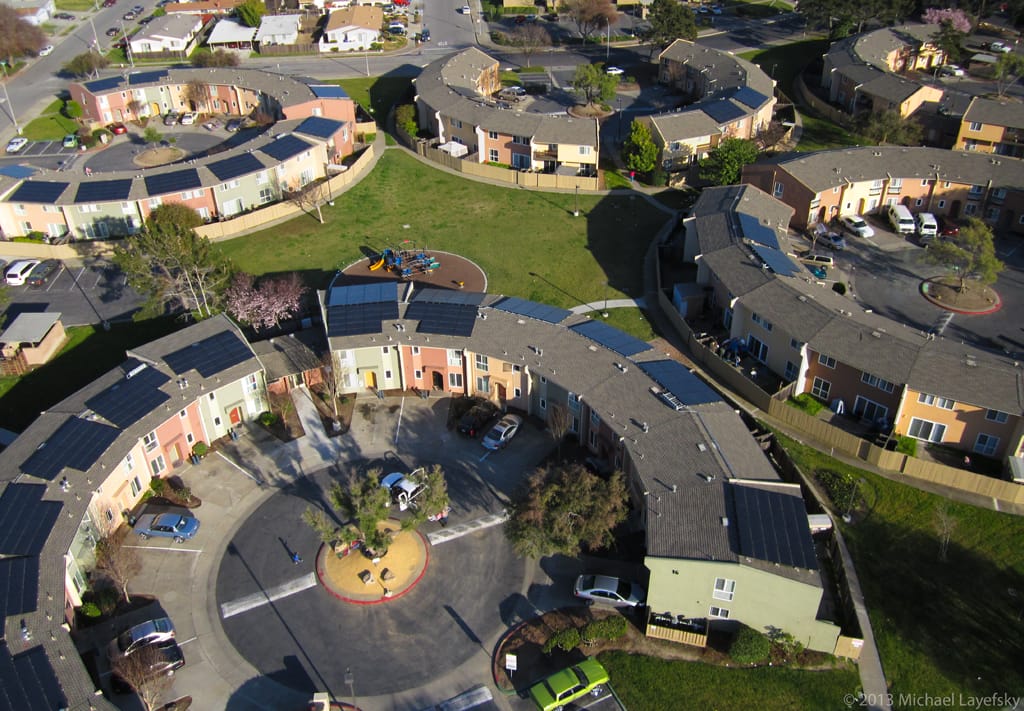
[2,257,143,325]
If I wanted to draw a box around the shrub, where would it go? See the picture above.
[259,411,278,426]
[80,601,101,618]
[94,587,119,616]
[395,103,418,138]
[895,436,917,457]
[788,393,824,415]
[149,477,167,496]
[817,469,859,513]
[192,441,209,457]
[581,615,628,644]
[729,625,771,664]
[542,626,581,654]
[832,282,847,295]
[175,486,192,501]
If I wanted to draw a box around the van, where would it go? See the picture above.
[916,212,938,242]
[887,204,915,234]
[798,252,835,268]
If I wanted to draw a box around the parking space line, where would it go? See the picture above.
[92,270,103,289]
[426,511,507,546]
[394,395,405,444]
[219,572,317,618]
[478,450,492,463]
[122,545,203,553]
[215,450,260,483]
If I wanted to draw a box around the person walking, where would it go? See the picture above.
[292,551,302,565]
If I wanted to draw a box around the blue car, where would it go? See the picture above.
[134,513,200,542]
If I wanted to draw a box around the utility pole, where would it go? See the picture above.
[0,63,20,135]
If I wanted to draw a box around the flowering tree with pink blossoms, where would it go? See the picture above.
[225,272,308,331]
[924,8,972,63]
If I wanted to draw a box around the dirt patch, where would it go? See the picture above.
[308,387,355,437]
[921,276,1001,314]
[568,103,613,119]
[133,146,186,168]
[263,391,305,442]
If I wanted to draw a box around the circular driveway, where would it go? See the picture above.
[82,126,263,173]
[214,462,526,697]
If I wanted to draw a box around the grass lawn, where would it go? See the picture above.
[22,98,78,141]
[776,433,1024,708]
[0,318,182,432]
[597,307,656,341]
[796,113,862,152]
[330,76,412,120]
[600,651,859,711]
[55,0,96,9]
[216,150,671,313]
[739,38,828,102]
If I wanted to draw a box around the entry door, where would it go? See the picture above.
[365,371,377,389]
[229,406,242,425]
[431,371,443,390]
[853,396,888,424]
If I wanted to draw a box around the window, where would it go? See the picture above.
[384,369,392,379]
[488,149,498,162]
[937,199,946,209]
[214,416,222,427]
[414,369,422,380]
[578,146,591,156]
[246,373,259,393]
[105,509,114,523]
[591,411,600,427]
[143,431,158,452]
[790,338,804,351]
[888,178,902,193]
[709,606,730,619]
[476,375,489,393]
[513,135,530,145]
[568,392,580,411]
[964,203,977,216]
[256,171,268,185]
[475,354,489,372]
[751,312,773,332]
[448,349,462,366]
[208,392,215,401]
[969,121,982,132]
[449,372,463,388]
[773,182,784,198]
[861,372,895,393]
[514,387,522,398]
[488,130,498,140]
[811,377,831,400]
[122,201,134,214]
[918,393,954,409]
[382,346,389,354]
[818,354,837,369]
[712,578,736,601]
[833,186,840,194]
[986,409,1009,423]
[985,207,1000,221]
[453,119,462,129]
[412,346,420,355]
[539,398,547,411]
[150,455,166,475]
[908,417,946,443]
[968,184,984,196]
[130,475,142,497]
[747,335,768,363]
[854,396,888,423]
[974,433,999,456]
[914,198,923,207]
[784,361,798,381]
[921,179,929,187]
[258,188,274,204]
[186,432,194,444]
[123,452,134,472]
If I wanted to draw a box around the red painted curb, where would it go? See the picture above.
[314,529,430,606]
[920,280,1002,315]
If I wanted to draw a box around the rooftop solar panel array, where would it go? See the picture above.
[0,644,68,711]
[0,484,61,556]
[0,557,38,621]
[85,363,171,429]
[0,165,37,179]
[83,76,122,93]
[492,297,571,324]
[260,134,312,161]
[144,169,202,197]
[294,116,344,139]
[128,69,168,86]
[20,419,120,480]
[8,181,68,204]
[327,302,399,337]
[638,360,721,406]
[75,179,132,203]
[412,288,484,306]
[310,84,349,98]
[326,282,398,307]
[405,301,477,337]
[732,484,818,570]
[732,86,770,110]
[750,244,802,277]
[163,330,253,377]
[738,213,780,250]
[207,153,265,182]
[569,320,652,357]
[701,99,747,124]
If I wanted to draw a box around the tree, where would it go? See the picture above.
[923,7,972,33]
[126,98,143,120]
[331,468,393,556]
[547,404,572,460]
[698,137,759,186]
[623,119,659,175]
[645,0,696,54]
[855,109,921,146]
[0,4,46,64]
[63,50,110,79]
[111,645,175,711]
[562,0,617,41]
[933,502,958,563]
[320,351,346,418]
[185,78,210,112]
[406,464,450,526]
[235,0,266,27]
[508,24,550,67]
[929,21,967,63]
[505,463,628,558]
[143,126,163,145]
[64,100,83,120]
[224,272,307,331]
[571,63,618,106]
[113,203,231,318]
[191,49,240,68]
[95,536,141,603]
[285,180,327,224]
[993,53,1024,98]
[924,217,1004,294]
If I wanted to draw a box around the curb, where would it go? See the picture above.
[315,526,431,606]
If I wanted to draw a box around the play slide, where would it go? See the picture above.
[369,256,385,271]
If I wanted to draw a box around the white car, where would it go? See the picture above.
[988,41,1011,53]
[380,468,426,511]
[574,574,646,607]
[179,111,198,125]
[939,64,965,77]
[38,45,54,57]
[6,136,28,153]
[839,214,875,238]
[6,260,40,286]
[482,414,522,450]
[461,4,470,13]
[605,66,624,76]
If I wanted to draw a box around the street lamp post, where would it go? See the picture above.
[606,20,610,63]
[573,184,579,217]
[121,21,134,68]
[0,62,20,135]
[617,97,623,142]
[344,667,356,711]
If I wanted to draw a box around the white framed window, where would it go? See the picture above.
[853,396,888,423]
[751,312,773,332]
[921,179,929,186]
[488,149,499,162]
[964,203,977,216]
[811,377,831,400]
[908,417,946,443]
[540,376,547,384]
[514,387,522,398]
[179,409,187,419]
[449,372,463,388]
[414,369,422,379]
[256,171,268,185]
[861,372,895,393]
[918,393,954,409]
[476,375,489,393]
[143,431,158,452]
[447,349,462,366]
[709,606,730,619]
[747,335,768,364]
[937,199,946,209]
[475,353,489,372]
[130,475,142,497]
[384,369,392,379]
[382,346,389,353]
[969,121,982,131]
[246,373,259,393]
[258,188,274,204]
[105,509,114,523]
[578,145,591,156]
[914,198,923,207]
[488,130,498,139]
[208,392,216,401]
[974,433,999,456]
[590,411,600,427]
[214,416,222,427]
[712,578,735,601]
[818,354,837,369]
[186,432,194,444]
[568,392,580,411]
[150,455,166,476]
[412,346,420,355]
[784,361,798,381]
[123,452,135,472]
[985,409,1008,423]
[790,338,804,351]
[773,182,784,197]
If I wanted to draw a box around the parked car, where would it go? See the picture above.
[163,111,180,126]
[102,0,115,7]
[916,212,939,242]
[460,4,470,13]
[108,122,128,134]
[139,15,154,24]
[202,119,221,131]
[26,259,61,287]
[573,574,646,607]
[380,468,426,511]
[387,21,406,34]
[6,260,40,286]
[225,117,243,132]
[122,11,137,20]
[62,134,78,149]
[605,66,624,76]
[132,4,144,12]
[53,12,75,19]
[418,27,430,41]
[838,214,875,238]
[939,64,965,77]
[498,86,526,101]
[110,640,184,692]
[482,414,522,450]
[6,136,28,153]
[38,44,54,56]
[133,512,200,542]
[821,231,847,250]
[529,658,609,711]
[938,215,961,236]
[987,41,1011,53]
[105,26,119,36]
[109,617,176,658]
[458,401,497,437]
[179,111,198,125]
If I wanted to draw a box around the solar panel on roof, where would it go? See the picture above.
[492,296,571,324]
[569,320,652,357]
[639,360,721,406]
[406,302,477,337]
[163,330,253,377]
[731,484,818,570]
[20,418,120,479]
[75,179,133,203]
[732,86,770,109]
[144,169,202,197]
[295,116,344,139]
[750,244,802,277]
[207,153,264,181]
[260,135,313,161]
[738,213,780,250]
[0,165,37,179]
[85,363,171,428]
[310,84,349,98]
[128,69,168,85]
[326,301,397,337]
[326,281,398,307]
[701,99,747,124]
[0,558,38,619]
[0,645,68,711]
[412,288,484,306]
[83,76,122,93]
[0,484,61,557]
[9,181,68,204]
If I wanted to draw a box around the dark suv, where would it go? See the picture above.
[26,259,60,287]
[458,402,497,437]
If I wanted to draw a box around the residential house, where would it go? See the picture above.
[954,97,1024,157]
[206,17,258,50]
[0,312,67,372]
[255,14,302,47]
[251,331,325,395]
[319,6,383,52]
[128,13,205,54]
[163,0,243,15]
[8,0,54,25]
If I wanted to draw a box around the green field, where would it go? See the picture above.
[601,651,859,711]
[21,98,79,141]
[216,150,671,312]
[776,433,1024,708]
[333,76,413,119]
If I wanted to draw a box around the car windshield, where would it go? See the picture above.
[616,579,631,598]
[849,218,865,227]
[580,575,596,590]
[171,516,188,531]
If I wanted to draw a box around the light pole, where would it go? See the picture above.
[344,667,356,711]
[365,48,370,77]
[573,184,579,217]
[121,21,134,68]
[606,20,610,63]
[617,96,623,143]
[0,62,20,135]
[88,15,100,51]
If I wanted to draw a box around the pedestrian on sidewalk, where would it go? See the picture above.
[292,551,302,565]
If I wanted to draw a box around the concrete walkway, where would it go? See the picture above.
[569,297,646,314]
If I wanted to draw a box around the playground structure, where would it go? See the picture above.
[370,242,441,278]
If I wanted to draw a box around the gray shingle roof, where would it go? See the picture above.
[858,72,926,104]
[658,40,775,99]
[251,331,324,382]
[907,340,1024,413]
[649,109,723,143]
[963,96,1024,130]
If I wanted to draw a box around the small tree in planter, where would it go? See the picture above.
[330,468,393,558]
[191,441,209,459]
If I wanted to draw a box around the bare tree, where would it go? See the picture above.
[321,351,346,418]
[185,78,210,112]
[509,24,550,67]
[126,98,143,120]
[0,4,46,64]
[562,0,617,41]
[934,502,958,562]
[285,180,327,224]
[547,403,572,460]
[111,645,175,711]
[95,535,142,603]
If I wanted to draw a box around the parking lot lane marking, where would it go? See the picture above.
[394,395,405,444]
[123,545,202,553]
[91,269,103,288]
[436,684,493,711]
[176,636,197,647]
[478,450,491,463]
[426,510,508,546]
[220,572,317,619]
[215,450,260,483]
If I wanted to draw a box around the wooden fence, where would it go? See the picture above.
[257,43,319,56]
[416,142,601,191]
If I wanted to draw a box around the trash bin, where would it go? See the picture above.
[229,429,239,441]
